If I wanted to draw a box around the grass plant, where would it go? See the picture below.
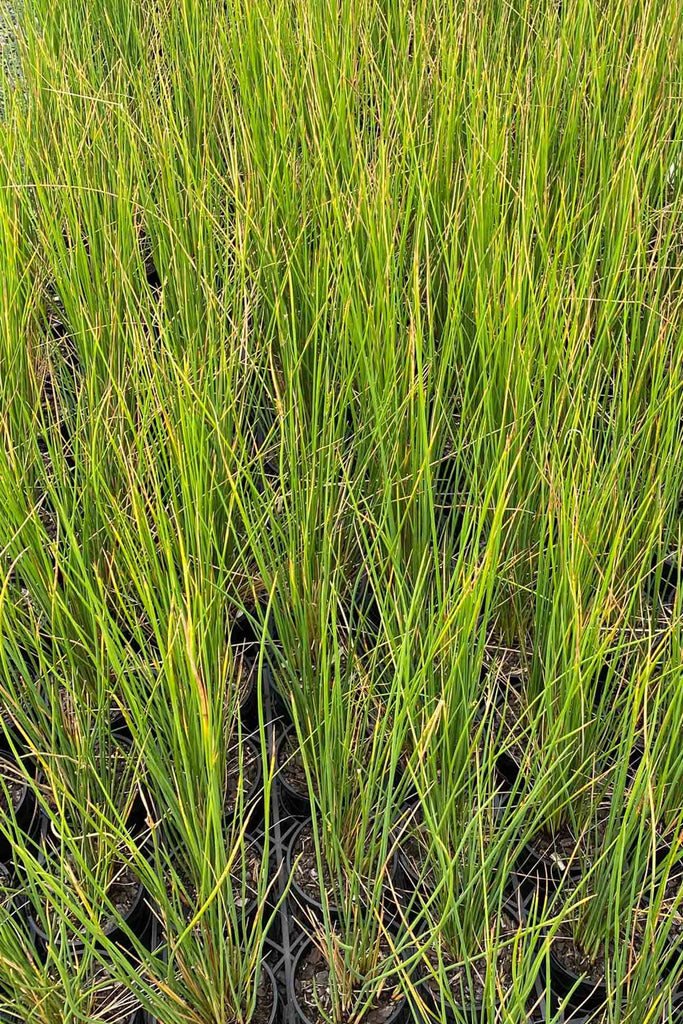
[0,0,682,1020]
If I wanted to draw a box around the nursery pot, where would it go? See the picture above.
[408,904,545,1024]
[291,938,408,1024]
[229,602,278,653]
[110,708,133,741]
[84,960,148,1024]
[37,736,152,842]
[113,735,153,837]
[0,721,29,758]
[286,819,402,929]
[0,754,40,863]
[28,849,153,957]
[514,826,585,905]
[256,962,281,1024]
[513,842,557,904]
[276,725,312,818]
[228,610,280,729]
[348,575,383,652]
[277,724,411,822]
[549,941,607,1016]
[226,833,266,925]
[423,987,544,1024]
[396,793,513,911]
[0,859,29,920]
[490,670,524,706]
[237,659,259,729]
[224,735,264,829]
[114,737,152,839]
[649,553,680,606]
[495,749,522,795]
[396,854,521,933]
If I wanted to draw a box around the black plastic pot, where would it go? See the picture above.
[396,836,521,936]
[649,553,680,606]
[495,749,522,794]
[116,736,154,837]
[138,947,279,1024]
[228,610,279,729]
[514,826,588,905]
[225,735,264,828]
[276,726,311,818]
[592,664,612,710]
[38,736,152,842]
[0,755,40,863]
[286,819,401,928]
[548,942,607,1016]
[228,834,266,925]
[291,938,408,1024]
[259,962,282,1024]
[229,602,279,654]
[433,450,466,544]
[513,842,558,904]
[28,852,152,957]
[348,574,383,652]
[158,739,264,857]
[83,960,148,1024]
[417,951,544,1024]
[110,708,133,741]
[0,721,29,758]
[491,670,524,705]
[672,992,683,1023]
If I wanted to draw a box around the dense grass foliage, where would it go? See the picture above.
[0,0,682,1021]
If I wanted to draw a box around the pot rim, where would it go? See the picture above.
[290,936,407,1024]
[286,817,401,922]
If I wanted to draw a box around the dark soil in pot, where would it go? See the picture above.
[222,649,261,728]
[289,819,336,909]
[85,968,143,1023]
[50,861,139,930]
[293,938,407,1024]
[41,738,149,837]
[288,819,399,926]
[529,824,583,874]
[236,654,259,726]
[277,726,313,815]
[395,801,513,917]
[224,737,262,819]
[232,837,264,910]
[252,963,279,1024]
[30,856,151,953]
[490,689,527,794]
[0,758,26,813]
[155,954,278,1024]
[164,835,264,924]
[551,922,608,985]
[0,755,39,858]
[516,811,612,901]
[417,912,543,1021]
[549,922,609,1013]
